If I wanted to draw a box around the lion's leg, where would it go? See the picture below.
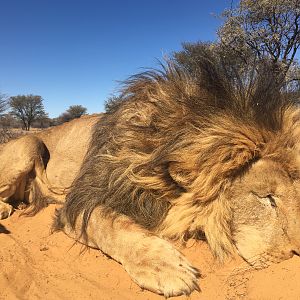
[0,199,13,219]
[0,135,50,218]
[0,184,16,219]
[56,207,200,297]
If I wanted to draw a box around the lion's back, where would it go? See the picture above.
[38,114,102,189]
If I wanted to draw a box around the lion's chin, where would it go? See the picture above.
[235,227,294,268]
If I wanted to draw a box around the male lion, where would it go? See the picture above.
[1,55,300,297]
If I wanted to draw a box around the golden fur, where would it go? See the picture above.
[1,55,300,297]
[0,115,100,216]
[58,62,300,261]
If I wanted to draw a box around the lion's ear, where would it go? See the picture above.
[168,162,196,189]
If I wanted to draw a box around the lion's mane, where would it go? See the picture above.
[59,52,300,259]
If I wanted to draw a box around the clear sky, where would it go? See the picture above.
[0,0,234,117]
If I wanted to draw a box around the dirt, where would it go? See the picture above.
[0,205,300,300]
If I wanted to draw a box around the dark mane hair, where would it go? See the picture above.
[57,51,300,255]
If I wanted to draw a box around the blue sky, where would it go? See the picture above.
[0,0,234,117]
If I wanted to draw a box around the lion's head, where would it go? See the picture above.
[61,53,300,267]
[229,158,300,266]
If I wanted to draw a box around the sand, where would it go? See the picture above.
[1,205,300,300]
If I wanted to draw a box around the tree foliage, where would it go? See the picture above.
[176,42,285,106]
[219,0,300,63]
[175,0,300,94]
[66,105,87,118]
[58,105,87,123]
[218,0,300,81]
[9,94,47,131]
[0,94,12,144]
[58,112,73,123]
[0,93,8,117]
[0,114,20,128]
[104,95,124,113]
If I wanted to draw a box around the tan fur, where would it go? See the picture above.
[1,62,300,297]
[0,115,100,213]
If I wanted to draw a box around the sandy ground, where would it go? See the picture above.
[1,206,300,300]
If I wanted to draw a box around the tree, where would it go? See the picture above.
[58,112,72,123]
[218,0,300,83]
[0,114,20,129]
[58,105,87,124]
[104,95,124,113]
[0,93,8,117]
[0,94,12,144]
[9,94,47,131]
[32,115,51,128]
[174,0,300,96]
[66,105,87,119]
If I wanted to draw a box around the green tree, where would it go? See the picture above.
[0,93,8,117]
[66,105,87,118]
[218,0,300,83]
[174,0,300,94]
[104,95,124,113]
[58,112,72,123]
[9,94,47,131]
[58,105,87,123]
[0,94,11,144]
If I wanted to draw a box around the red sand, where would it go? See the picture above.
[1,205,300,300]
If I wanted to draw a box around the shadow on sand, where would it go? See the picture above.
[0,223,10,234]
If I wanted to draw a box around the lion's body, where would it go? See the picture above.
[1,60,300,297]
[36,115,100,191]
[0,115,100,215]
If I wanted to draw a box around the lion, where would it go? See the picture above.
[1,54,300,297]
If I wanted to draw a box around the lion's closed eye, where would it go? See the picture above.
[252,192,277,208]
[265,194,277,208]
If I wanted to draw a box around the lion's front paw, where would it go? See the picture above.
[123,237,200,297]
[0,202,13,219]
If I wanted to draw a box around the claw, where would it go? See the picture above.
[194,282,201,293]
